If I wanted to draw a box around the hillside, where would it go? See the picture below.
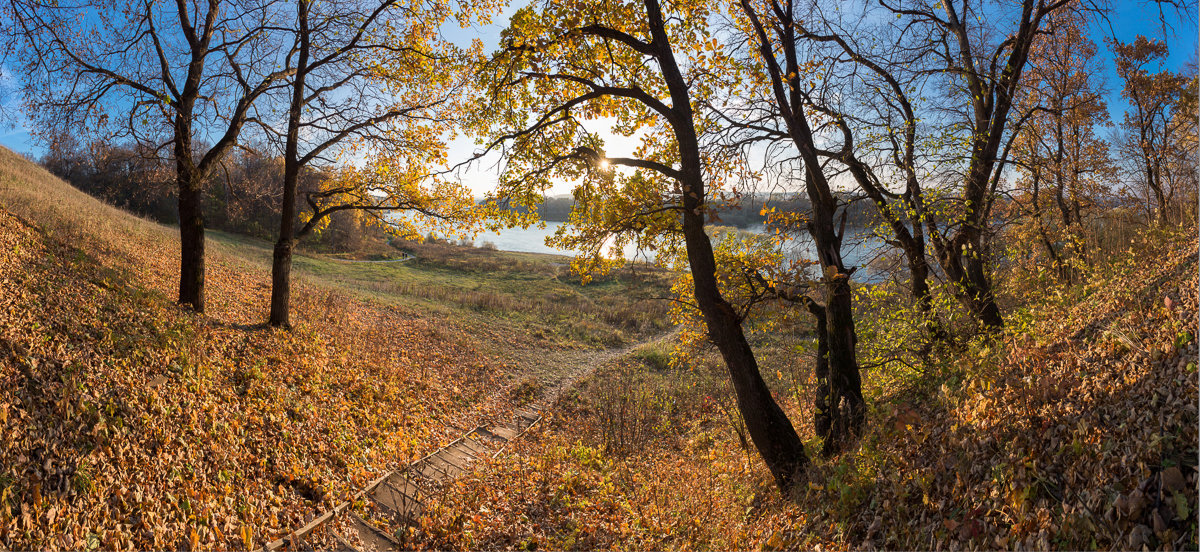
[0,147,669,549]
[0,142,1196,550]
[410,227,1200,549]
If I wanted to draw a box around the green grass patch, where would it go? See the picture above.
[206,229,673,349]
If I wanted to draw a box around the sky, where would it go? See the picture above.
[0,0,1195,198]
[1093,0,1198,117]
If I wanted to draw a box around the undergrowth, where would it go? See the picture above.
[415,222,1199,551]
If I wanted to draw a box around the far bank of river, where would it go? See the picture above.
[458,221,887,282]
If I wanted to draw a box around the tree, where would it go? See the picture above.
[473,0,810,490]
[1112,35,1193,225]
[4,0,292,312]
[1009,8,1112,281]
[41,135,177,222]
[875,0,1077,330]
[745,3,946,343]
[733,0,866,455]
[262,0,495,328]
[811,41,941,342]
[1163,67,1198,220]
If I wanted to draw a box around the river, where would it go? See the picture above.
[462,221,888,282]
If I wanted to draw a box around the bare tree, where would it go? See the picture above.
[871,0,1078,330]
[764,4,945,342]
[1112,35,1194,225]
[734,0,866,455]
[4,0,292,312]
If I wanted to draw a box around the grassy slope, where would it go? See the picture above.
[206,229,671,353]
[0,146,666,549]
[412,223,1199,550]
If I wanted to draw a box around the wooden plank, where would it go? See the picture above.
[441,446,474,468]
[488,424,518,441]
[351,514,399,551]
[472,426,510,443]
[371,477,423,526]
[412,459,448,482]
[333,533,360,552]
[458,436,489,455]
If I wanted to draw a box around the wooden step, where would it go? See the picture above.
[515,406,541,421]
[333,533,360,552]
[370,476,422,526]
[411,458,451,482]
[471,426,510,444]
[350,514,399,551]
[441,445,475,467]
[446,439,480,460]
[458,436,489,456]
[487,424,518,441]
[424,455,462,479]
[514,411,540,431]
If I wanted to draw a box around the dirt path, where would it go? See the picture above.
[330,254,414,263]
[517,328,679,406]
[261,329,677,551]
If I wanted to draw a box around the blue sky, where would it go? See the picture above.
[1094,0,1197,117]
[0,0,1194,196]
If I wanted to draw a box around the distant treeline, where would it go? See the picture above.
[40,137,392,252]
[44,135,882,246]
[518,194,881,228]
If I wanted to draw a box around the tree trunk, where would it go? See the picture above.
[963,249,1003,329]
[177,177,206,313]
[807,219,866,455]
[681,205,809,490]
[805,300,831,439]
[903,229,947,345]
[269,159,298,327]
[801,282,865,457]
[845,163,939,338]
[642,0,808,490]
[268,0,310,329]
[269,238,294,327]
[936,237,1003,331]
[821,276,864,455]
[174,117,206,313]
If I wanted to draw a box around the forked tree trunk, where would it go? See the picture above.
[736,0,867,454]
[787,265,866,456]
[934,238,1004,331]
[964,254,1004,329]
[805,210,866,455]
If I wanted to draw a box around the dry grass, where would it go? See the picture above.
[0,147,538,549]
[0,144,682,549]
[411,222,1199,551]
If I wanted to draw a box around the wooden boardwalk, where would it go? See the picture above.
[258,329,678,550]
[262,406,542,551]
